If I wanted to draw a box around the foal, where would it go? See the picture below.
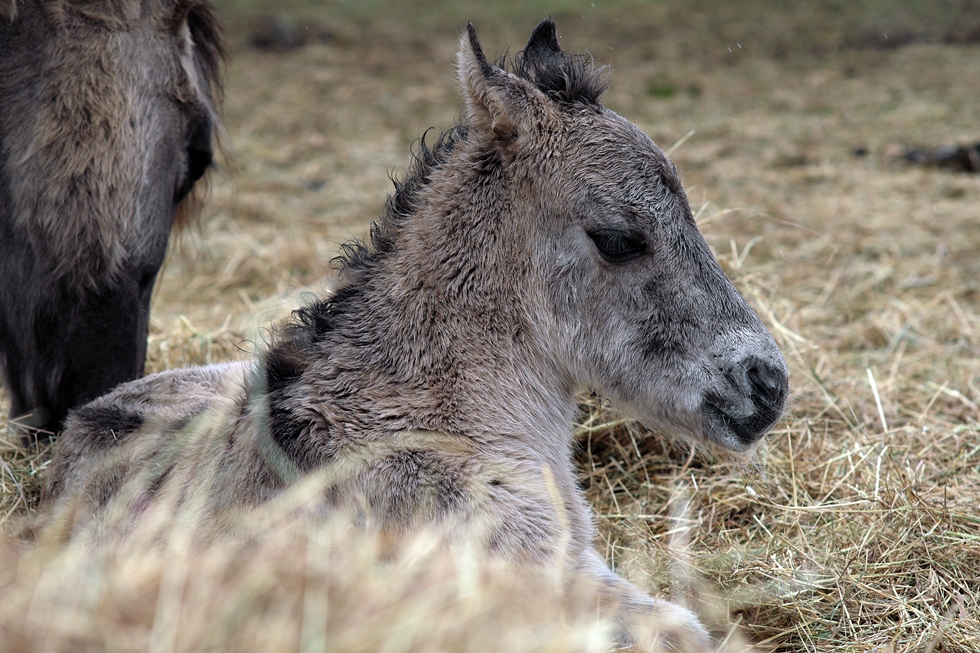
[42,18,789,648]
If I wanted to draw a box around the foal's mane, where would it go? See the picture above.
[281,22,608,346]
[335,126,468,291]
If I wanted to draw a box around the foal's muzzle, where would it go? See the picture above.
[704,356,789,449]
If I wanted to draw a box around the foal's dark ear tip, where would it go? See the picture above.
[465,22,479,47]
[464,21,494,73]
[526,16,561,53]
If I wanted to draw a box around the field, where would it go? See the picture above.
[2,0,980,651]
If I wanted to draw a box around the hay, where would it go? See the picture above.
[3,1,980,650]
[1,473,731,653]
[0,521,646,652]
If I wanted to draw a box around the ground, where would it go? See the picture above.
[2,1,979,651]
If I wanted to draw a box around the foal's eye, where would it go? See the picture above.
[588,230,646,263]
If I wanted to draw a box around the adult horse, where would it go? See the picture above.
[0,0,223,441]
[41,19,788,648]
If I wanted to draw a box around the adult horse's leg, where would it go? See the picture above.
[55,273,158,434]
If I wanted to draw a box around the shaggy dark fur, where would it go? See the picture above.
[0,0,223,441]
[336,128,469,294]
[514,17,609,106]
[69,404,145,449]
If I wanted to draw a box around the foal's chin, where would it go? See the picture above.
[633,400,783,453]
[690,396,784,452]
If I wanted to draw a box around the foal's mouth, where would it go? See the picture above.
[703,398,784,450]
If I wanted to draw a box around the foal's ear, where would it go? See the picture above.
[523,18,563,66]
[457,23,551,140]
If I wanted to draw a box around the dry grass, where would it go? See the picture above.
[2,1,980,651]
[0,518,651,652]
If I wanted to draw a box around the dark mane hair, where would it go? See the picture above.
[173,0,225,231]
[514,52,608,107]
[183,1,224,103]
[334,126,468,291]
[278,127,467,348]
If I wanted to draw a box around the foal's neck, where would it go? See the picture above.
[332,156,577,461]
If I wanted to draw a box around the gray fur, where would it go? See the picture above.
[41,19,788,648]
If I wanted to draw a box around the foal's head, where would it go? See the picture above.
[456,19,788,450]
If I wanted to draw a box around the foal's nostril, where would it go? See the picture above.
[747,359,788,409]
[703,357,788,448]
